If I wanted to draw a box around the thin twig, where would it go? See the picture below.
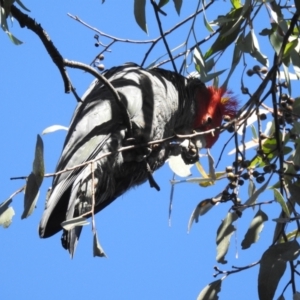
[151,0,177,73]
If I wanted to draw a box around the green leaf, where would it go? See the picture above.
[241,209,268,249]
[6,31,23,45]
[294,292,300,300]
[251,124,258,139]
[230,0,241,9]
[32,135,44,184]
[197,279,222,300]
[158,0,169,7]
[278,229,300,243]
[258,241,300,300]
[242,174,272,208]
[194,46,206,78]
[238,30,268,66]
[283,38,298,59]
[290,44,300,79]
[134,0,147,33]
[288,180,300,207]
[61,216,90,231]
[0,198,15,228]
[216,212,237,264]
[22,135,45,219]
[248,178,255,198]
[15,0,30,12]
[282,62,291,95]
[22,173,40,219]
[272,188,290,217]
[201,69,227,83]
[173,0,182,15]
[202,7,213,33]
[269,24,282,55]
[259,28,273,36]
[93,231,107,257]
[204,7,249,59]
[188,199,215,232]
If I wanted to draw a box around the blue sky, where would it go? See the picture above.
[1,1,299,299]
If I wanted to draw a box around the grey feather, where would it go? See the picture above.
[39,63,206,256]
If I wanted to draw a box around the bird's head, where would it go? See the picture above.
[193,86,238,148]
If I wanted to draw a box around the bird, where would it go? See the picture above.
[39,63,238,256]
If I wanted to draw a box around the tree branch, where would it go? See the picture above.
[10,5,72,93]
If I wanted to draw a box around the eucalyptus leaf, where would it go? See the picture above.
[272,188,290,217]
[173,0,182,15]
[15,0,31,12]
[93,231,107,257]
[134,0,147,33]
[294,292,300,300]
[216,212,237,264]
[241,209,268,249]
[197,279,222,300]
[32,135,45,185]
[258,240,300,300]
[188,199,215,232]
[0,199,15,228]
[22,173,40,219]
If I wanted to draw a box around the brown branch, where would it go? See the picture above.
[10,5,72,93]
[67,13,156,44]
[43,120,240,179]
[213,261,259,278]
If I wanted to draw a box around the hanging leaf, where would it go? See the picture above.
[173,0,182,15]
[32,135,44,184]
[158,0,169,7]
[188,199,215,232]
[248,178,256,198]
[197,279,223,300]
[258,240,300,300]
[202,6,213,33]
[272,188,290,218]
[93,231,107,257]
[22,135,44,219]
[0,198,15,228]
[204,6,250,59]
[15,0,31,12]
[294,292,300,300]
[216,212,238,264]
[288,181,300,207]
[241,209,268,249]
[22,173,40,219]
[134,0,147,33]
[278,229,300,243]
[201,69,227,83]
[282,63,291,95]
[238,29,268,66]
